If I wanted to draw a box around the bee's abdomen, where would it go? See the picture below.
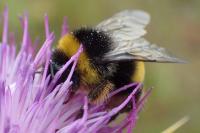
[110,61,145,103]
[110,61,135,88]
[110,61,145,88]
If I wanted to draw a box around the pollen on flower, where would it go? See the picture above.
[0,6,151,133]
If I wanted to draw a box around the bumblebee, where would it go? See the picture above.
[48,10,184,109]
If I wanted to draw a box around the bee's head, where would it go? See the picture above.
[58,63,80,90]
[47,31,82,88]
[48,48,81,91]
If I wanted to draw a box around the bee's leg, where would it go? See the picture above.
[74,81,111,119]
[49,61,56,77]
[88,80,114,104]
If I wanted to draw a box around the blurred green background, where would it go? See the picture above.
[1,0,200,132]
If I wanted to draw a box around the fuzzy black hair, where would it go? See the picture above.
[73,27,112,62]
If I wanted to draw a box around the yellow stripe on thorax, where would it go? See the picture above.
[57,34,100,84]
[131,61,145,82]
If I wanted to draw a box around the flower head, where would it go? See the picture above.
[0,7,151,133]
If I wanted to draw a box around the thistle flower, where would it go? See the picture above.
[0,7,151,133]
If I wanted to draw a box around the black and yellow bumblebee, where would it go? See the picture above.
[48,10,184,111]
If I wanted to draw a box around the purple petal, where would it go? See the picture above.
[2,6,8,45]
[44,14,50,38]
[61,16,69,36]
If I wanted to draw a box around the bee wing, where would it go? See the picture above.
[97,10,185,63]
[103,38,185,63]
[96,10,150,41]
